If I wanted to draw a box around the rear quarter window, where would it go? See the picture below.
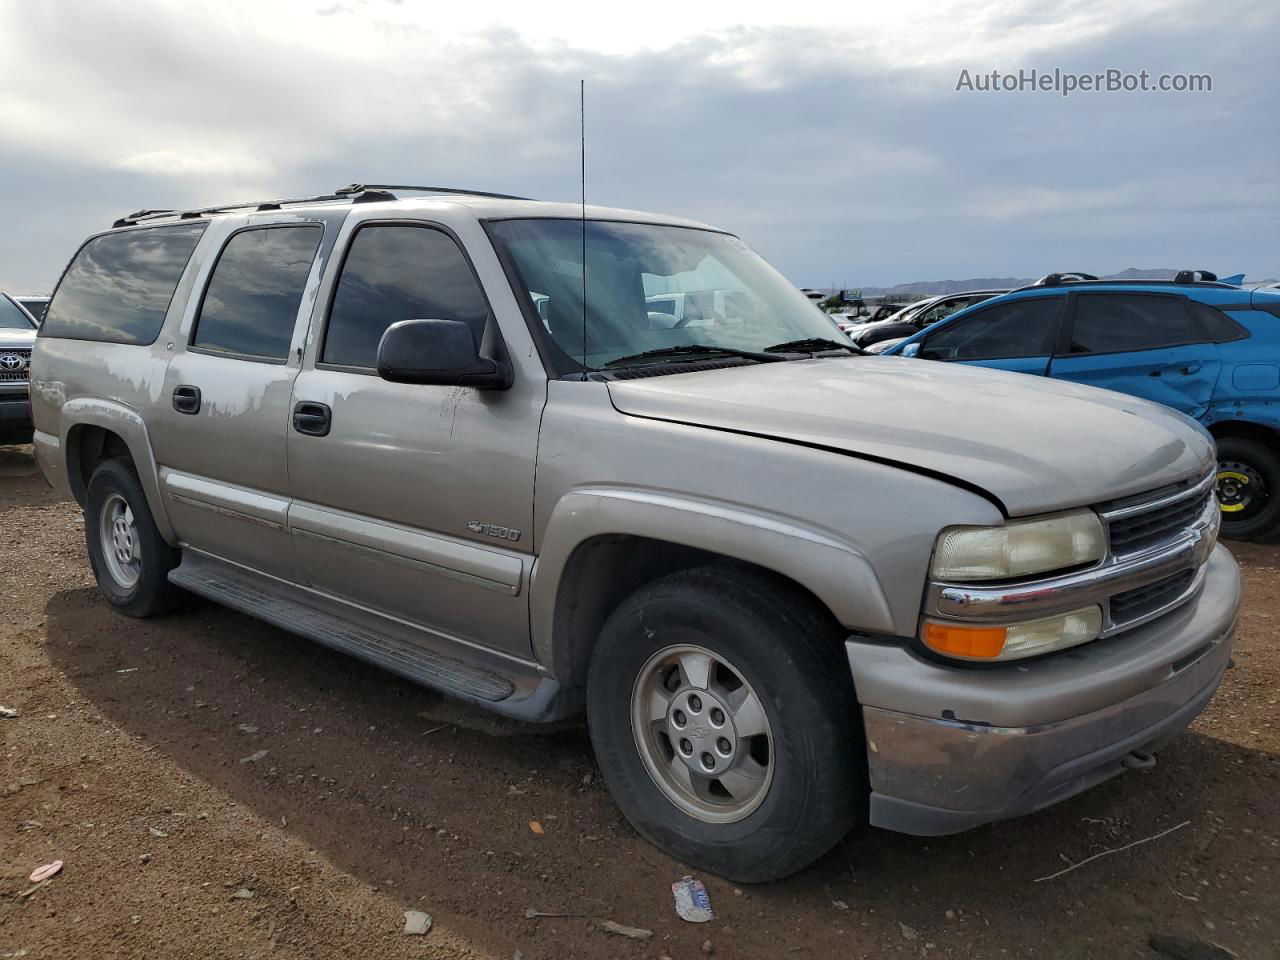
[1190,301,1248,343]
[41,223,207,345]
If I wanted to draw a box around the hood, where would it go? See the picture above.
[0,328,36,347]
[607,357,1214,516]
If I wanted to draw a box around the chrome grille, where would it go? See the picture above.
[1108,488,1214,555]
[0,348,31,383]
[1109,568,1196,625]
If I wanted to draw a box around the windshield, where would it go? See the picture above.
[0,295,36,330]
[487,219,841,371]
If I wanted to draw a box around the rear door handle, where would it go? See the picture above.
[172,385,201,415]
[292,401,332,437]
[1150,361,1203,378]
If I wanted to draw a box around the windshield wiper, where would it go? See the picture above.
[763,337,864,355]
[603,344,787,369]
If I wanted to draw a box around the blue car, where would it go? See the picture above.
[883,271,1280,541]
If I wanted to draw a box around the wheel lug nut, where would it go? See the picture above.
[710,707,725,725]
[700,752,716,771]
[716,737,732,755]
[679,738,693,756]
[672,709,686,727]
[688,695,702,713]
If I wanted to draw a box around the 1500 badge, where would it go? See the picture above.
[467,521,521,542]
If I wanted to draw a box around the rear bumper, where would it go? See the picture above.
[847,544,1240,836]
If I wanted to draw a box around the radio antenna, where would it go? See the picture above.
[579,79,588,379]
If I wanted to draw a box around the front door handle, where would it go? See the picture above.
[172,385,201,415]
[292,401,332,437]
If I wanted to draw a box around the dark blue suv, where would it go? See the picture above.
[884,272,1280,541]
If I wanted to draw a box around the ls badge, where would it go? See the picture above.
[467,521,521,542]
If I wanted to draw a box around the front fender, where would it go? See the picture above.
[57,397,176,544]
[529,485,896,676]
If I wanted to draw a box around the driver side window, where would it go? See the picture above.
[323,225,489,369]
[921,297,1062,361]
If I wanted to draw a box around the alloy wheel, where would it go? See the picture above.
[630,644,774,824]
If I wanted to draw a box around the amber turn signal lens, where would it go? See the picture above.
[923,622,1007,659]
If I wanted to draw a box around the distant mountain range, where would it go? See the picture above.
[850,268,1278,298]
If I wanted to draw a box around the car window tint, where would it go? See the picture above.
[324,225,489,368]
[1189,301,1247,343]
[192,225,322,360]
[42,223,206,345]
[0,295,35,330]
[921,298,1061,360]
[1068,294,1200,354]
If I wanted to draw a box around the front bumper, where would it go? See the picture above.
[847,543,1240,836]
[0,393,32,438]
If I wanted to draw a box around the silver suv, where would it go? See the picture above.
[30,185,1240,882]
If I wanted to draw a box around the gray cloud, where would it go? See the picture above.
[0,1,1276,293]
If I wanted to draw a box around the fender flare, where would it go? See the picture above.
[61,397,176,544]
[529,486,896,679]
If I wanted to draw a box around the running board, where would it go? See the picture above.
[169,559,514,703]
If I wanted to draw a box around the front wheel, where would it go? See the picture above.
[1216,437,1280,542]
[586,567,865,883]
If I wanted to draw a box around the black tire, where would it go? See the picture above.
[1216,437,1280,542]
[586,567,865,883]
[84,457,183,617]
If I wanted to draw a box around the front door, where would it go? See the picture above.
[151,218,327,580]
[285,218,544,660]
[916,295,1065,376]
[1048,292,1222,418]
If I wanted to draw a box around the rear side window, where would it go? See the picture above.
[42,223,206,345]
[1067,294,1201,354]
[921,297,1061,360]
[192,225,323,361]
[323,225,489,369]
[1190,301,1248,343]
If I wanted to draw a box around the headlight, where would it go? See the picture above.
[923,606,1103,661]
[930,510,1104,582]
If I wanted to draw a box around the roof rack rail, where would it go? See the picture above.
[1174,269,1218,284]
[1034,272,1099,287]
[111,188,397,228]
[334,183,532,201]
[112,183,531,228]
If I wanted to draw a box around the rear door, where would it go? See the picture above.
[150,214,334,580]
[1048,292,1222,418]
[916,296,1064,375]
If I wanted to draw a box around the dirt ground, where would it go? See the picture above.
[1,444,1277,960]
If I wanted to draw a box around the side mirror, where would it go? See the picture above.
[900,342,921,358]
[376,319,512,389]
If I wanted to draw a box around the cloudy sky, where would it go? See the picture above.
[1,0,1276,292]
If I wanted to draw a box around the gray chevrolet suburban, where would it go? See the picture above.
[30,185,1240,882]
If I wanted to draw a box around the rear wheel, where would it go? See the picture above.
[586,567,865,883]
[84,458,183,616]
[1216,437,1280,542]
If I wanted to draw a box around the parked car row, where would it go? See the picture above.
[880,271,1280,541]
[24,184,1238,882]
[845,288,1011,351]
